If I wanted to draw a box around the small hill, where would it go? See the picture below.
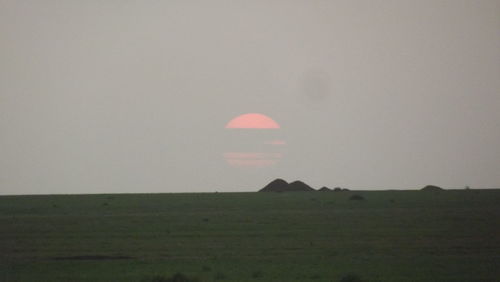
[259,178,289,192]
[289,181,315,191]
[318,187,331,192]
[259,179,316,192]
[333,187,350,192]
[421,185,444,191]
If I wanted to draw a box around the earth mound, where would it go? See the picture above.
[318,187,331,192]
[421,185,444,191]
[259,178,290,192]
[289,181,315,191]
[259,179,316,192]
[333,187,350,191]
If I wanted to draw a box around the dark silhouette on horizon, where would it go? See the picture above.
[421,185,444,191]
[259,179,450,193]
[259,179,315,192]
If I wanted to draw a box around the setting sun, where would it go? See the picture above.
[225,113,280,129]
[224,113,284,167]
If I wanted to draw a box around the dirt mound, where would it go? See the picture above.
[259,179,316,192]
[333,187,350,192]
[421,185,444,191]
[259,178,290,192]
[289,181,315,191]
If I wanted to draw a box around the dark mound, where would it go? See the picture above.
[349,194,365,201]
[421,185,444,191]
[259,179,316,192]
[318,187,331,192]
[259,178,290,192]
[334,187,350,191]
[289,181,315,191]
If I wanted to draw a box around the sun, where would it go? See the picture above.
[223,113,284,168]
[225,113,280,129]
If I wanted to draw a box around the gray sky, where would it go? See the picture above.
[1,0,499,194]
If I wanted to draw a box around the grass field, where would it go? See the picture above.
[1,189,499,282]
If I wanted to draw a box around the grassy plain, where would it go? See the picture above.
[0,189,499,281]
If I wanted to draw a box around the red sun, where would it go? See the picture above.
[225,113,280,129]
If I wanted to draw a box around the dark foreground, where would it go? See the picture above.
[0,190,499,282]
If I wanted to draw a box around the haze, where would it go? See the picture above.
[1,1,499,195]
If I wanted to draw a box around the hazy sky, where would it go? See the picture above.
[1,0,499,194]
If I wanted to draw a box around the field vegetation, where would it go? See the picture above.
[1,189,499,281]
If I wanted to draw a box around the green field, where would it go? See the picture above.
[1,190,499,282]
